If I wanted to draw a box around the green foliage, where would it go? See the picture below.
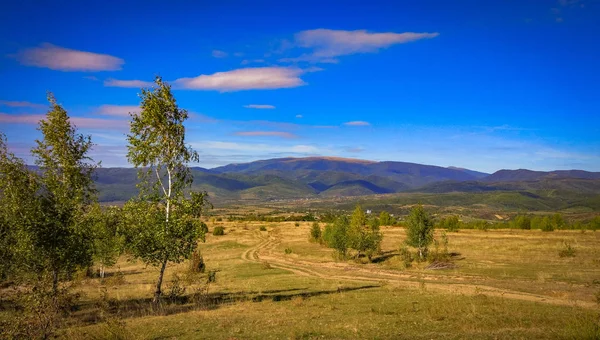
[323,216,350,258]
[405,205,434,261]
[310,221,322,242]
[0,95,98,293]
[430,232,451,262]
[379,211,394,226]
[284,248,293,255]
[87,205,125,278]
[125,77,210,302]
[551,213,565,230]
[259,225,267,231]
[213,226,225,236]
[438,215,461,232]
[512,215,531,230]
[348,205,382,262]
[398,245,414,268]
[590,216,600,231]
[539,216,554,232]
[294,222,300,227]
[0,133,35,280]
[7,278,76,339]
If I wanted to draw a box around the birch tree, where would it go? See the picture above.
[30,94,98,293]
[405,205,434,261]
[126,76,209,303]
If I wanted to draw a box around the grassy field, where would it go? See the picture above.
[4,222,600,339]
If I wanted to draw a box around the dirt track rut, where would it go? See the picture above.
[241,230,598,310]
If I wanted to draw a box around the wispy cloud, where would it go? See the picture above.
[296,114,303,118]
[280,29,439,63]
[346,147,365,153]
[96,105,140,117]
[193,141,319,154]
[104,78,153,88]
[0,100,45,109]
[235,131,297,138]
[241,59,266,65]
[344,121,371,126]
[173,67,306,92]
[212,50,228,58]
[244,104,276,109]
[0,113,127,130]
[83,76,99,81]
[11,43,124,71]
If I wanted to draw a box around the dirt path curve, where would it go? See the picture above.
[241,230,598,310]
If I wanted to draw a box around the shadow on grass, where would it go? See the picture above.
[71,285,380,326]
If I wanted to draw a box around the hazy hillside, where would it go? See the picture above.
[88,157,600,203]
[484,169,600,182]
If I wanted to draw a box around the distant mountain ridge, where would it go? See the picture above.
[80,157,600,202]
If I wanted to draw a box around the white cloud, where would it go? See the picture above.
[235,131,297,138]
[0,100,45,108]
[212,50,228,58]
[12,43,124,71]
[173,67,306,92]
[104,78,153,88]
[244,104,276,109]
[241,59,266,65]
[344,121,371,126]
[96,105,140,117]
[296,114,303,118]
[280,29,439,63]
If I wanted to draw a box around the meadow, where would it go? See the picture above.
[3,220,596,339]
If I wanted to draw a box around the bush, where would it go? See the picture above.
[438,215,460,232]
[429,232,451,262]
[513,215,531,230]
[310,221,322,242]
[399,245,413,268]
[259,226,267,231]
[216,217,223,222]
[207,270,217,283]
[284,248,293,254]
[294,222,300,227]
[558,241,576,258]
[540,217,554,232]
[213,226,225,236]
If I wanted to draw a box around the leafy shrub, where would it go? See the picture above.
[429,232,451,262]
[558,241,576,258]
[216,217,222,222]
[213,226,225,236]
[310,221,322,242]
[294,222,300,227]
[540,217,554,232]
[438,215,460,232]
[284,248,293,254]
[259,226,267,231]
[513,215,531,230]
[207,270,217,283]
[399,245,413,268]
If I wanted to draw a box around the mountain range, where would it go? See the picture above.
[91,157,600,203]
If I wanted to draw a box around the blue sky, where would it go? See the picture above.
[1,0,599,172]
